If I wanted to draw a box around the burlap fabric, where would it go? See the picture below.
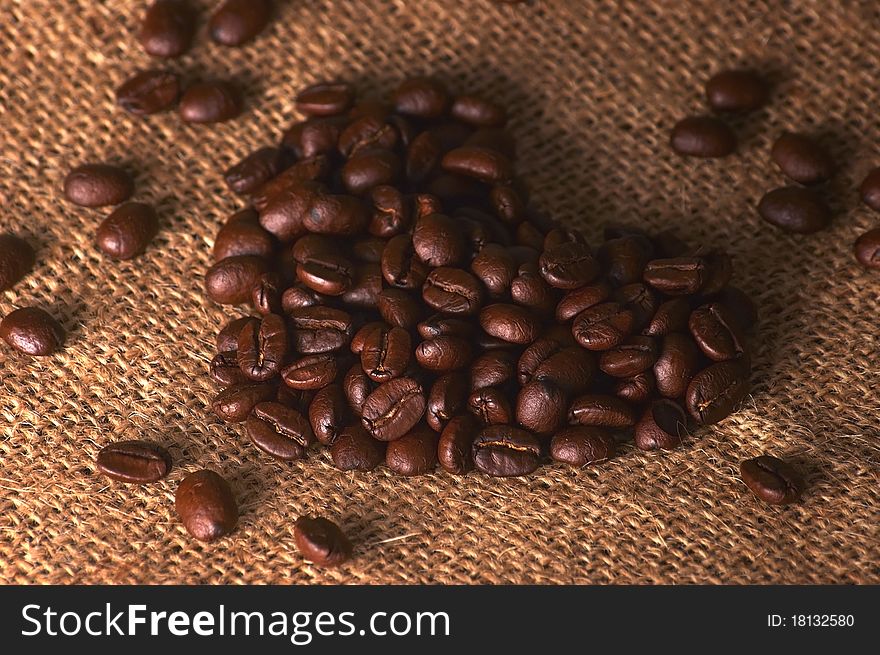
[1,0,877,585]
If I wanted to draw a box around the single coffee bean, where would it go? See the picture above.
[381,234,428,290]
[438,414,479,473]
[568,393,637,428]
[758,186,831,234]
[643,297,691,337]
[393,76,450,118]
[343,363,373,416]
[210,350,250,386]
[415,335,473,371]
[533,346,595,395]
[470,350,516,390]
[116,70,180,115]
[257,181,318,242]
[281,354,337,390]
[478,303,540,345]
[0,307,64,356]
[213,218,274,261]
[0,234,35,291]
[685,360,750,424]
[515,221,545,250]
[216,316,257,352]
[302,194,370,236]
[362,325,412,381]
[599,336,658,378]
[338,115,398,157]
[250,272,282,315]
[859,167,880,211]
[296,82,354,117]
[331,424,385,471]
[406,131,442,184]
[450,95,506,127]
[342,148,401,196]
[643,257,707,295]
[550,427,616,466]
[471,243,517,297]
[689,303,745,362]
[572,302,634,351]
[490,184,526,224]
[599,236,652,287]
[653,333,699,399]
[179,81,241,124]
[281,284,325,312]
[510,264,557,316]
[361,376,426,441]
[212,382,276,422]
[176,470,238,542]
[294,516,353,566]
[705,69,768,113]
[740,455,804,505]
[308,384,350,446]
[140,0,196,58]
[771,132,833,186]
[422,267,484,316]
[209,0,271,46]
[412,213,467,267]
[386,424,439,476]
[539,242,599,290]
[634,399,688,450]
[468,386,513,425]
[350,321,385,355]
[276,386,315,413]
[224,147,282,195]
[205,255,269,305]
[614,370,655,404]
[555,282,611,322]
[246,401,314,460]
[96,202,158,260]
[441,146,513,184]
[854,228,880,270]
[614,282,659,332]
[236,313,287,381]
[378,288,422,329]
[289,306,353,353]
[417,314,475,340]
[64,164,133,207]
[670,116,736,157]
[472,425,541,477]
[96,440,172,483]
[516,379,567,435]
[297,251,355,296]
[427,372,469,432]
[517,338,561,385]
[369,185,411,238]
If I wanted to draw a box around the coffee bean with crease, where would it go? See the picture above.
[247,401,315,460]
[294,516,352,566]
[599,336,658,378]
[361,376,426,441]
[386,424,439,475]
[427,372,469,432]
[470,350,516,390]
[96,440,173,483]
[468,387,513,425]
[237,313,287,381]
[362,325,412,381]
[212,382,276,423]
[614,370,655,404]
[441,146,513,184]
[472,425,541,477]
[550,427,616,467]
[369,186,411,238]
[116,70,180,115]
[740,455,804,505]
[572,302,634,351]
[210,351,249,386]
[643,257,707,295]
[406,131,442,184]
[517,338,561,385]
[308,384,350,446]
[343,363,373,416]
[555,282,610,322]
[216,316,257,352]
[490,184,526,224]
[296,250,355,296]
[415,335,472,371]
[472,243,517,298]
[653,333,699,399]
[634,399,688,450]
[643,297,691,337]
[685,360,750,424]
[438,414,479,473]
[516,379,567,435]
[689,303,745,362]
[251,272,282,315]
[412,213,467,267]
[342,148,401,195]
[614,282,658,332]
[289,306,353,353]
[378,289,422,329]
[511,263,557,316]
[381,234,428,290]
[296,82,354,117]
[331,424,385,471]
[422,267,484,316]
[282,354,337,390]
[479,303,540,345]
[539,242,599,290]
[224,147,282,196]
[568,394,637,428]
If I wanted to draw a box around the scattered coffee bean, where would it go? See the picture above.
[758,186,831,234]
[224,147,283,195]
[96,202,159,260]
[685,360,750,424]
[670,116,736,157]
[296,82,354,117]
[179,81,241,124]
[393,76,449,118]
[705,69,768,113]
[175,470,238,542]
[770,132,833,186]
[96,440,172,483]
[116,70,180,115]
[140,0,196,58]
[854,228,880,270]
[210,0,272,46]
[294,516,353,566]
[64,164,133,207]
[740,455,804,505]
[0,234,35,291]
[0,307,64,356]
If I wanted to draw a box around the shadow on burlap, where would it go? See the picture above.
[1,0,877,584]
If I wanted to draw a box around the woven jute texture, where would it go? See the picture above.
[1,0,878,585]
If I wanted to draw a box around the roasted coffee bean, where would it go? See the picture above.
[0,307,64,356]
[450,95,506,127]
[381,234,428,290]
[643,257,706,295]
[653,333,699,399]
[140,0,196,58]
[685,360,750,424]
[510,264,557,316]
[468,386,513,425]
[478,303,540,345]
[362,326,412,381]
[386,424,439,475]
[368,186,410,238]
[532,347,595,395]
[338,115,398,157]
[515,221,545,250]
[224,147,282,195]
[213,219,275,262]
[308,384,350,445]
[859,167,880,211]
[541,323,578,349]
[771,132,833,186]
[210,350,250,386]
[417,314,474,340]
[441,146,513,184]
[342,148,401,195]
[539,242,599,290]
[415,335,472,371]
[378,288,422,328]
[471,244,516,298]
[176,470,238,542]
[296,82,354,117]
[412,213,467,267]
[291,233,337,265]
[294,516,352,566]
[423,267,484,315]
[289,306,353,353]
[699,249,732,296]
[555,282,611,322]
[258,181,320,242]
[179,81,241,123]
[236,313,287,381]
[599,236,651,287]
[0,234,35,291]
[550,427,616,466]
[96,202,158,260]
[206,255,269,305]
[517,338,561,385]
[568,394,636,428]
[246,401,314,460]
[212,382,275,422]
[393,76,449,118]
[438,414,478,473]
[634,399,688,450]
[209,0,271,46]
[296,251,354,296]
[116,70,180,115]
[351,237,386,265]
[598,336,657,378]
[96,440,172,483]
[427,372,469,432]
[282,354,337,390]
[350,321,385,355]
[216,316,256,352]
[757,186,831,234]
[331,424,385,471]
[281,284,325,312]
[276,386,315,413]
[516,379,567,435]
[490,184,526,224]
[572,302,634,351]
[614,370,655,404]
[253,160,327,211]
[472,425,540,477]
[362,376,426,441]
[303,194,370,236]
[406,131,442,184]
[64,164,133,207]
[343,363,373,416]
[689,303,745,362]
[854,228,880,270]
[251,272,282,315]
[705,69,768,113]
[543,227,587,250]
[470,350,516,390]
[613,283,658,332]
[643,297,691,337]
[670,116,736,157]
[740,455,804,505]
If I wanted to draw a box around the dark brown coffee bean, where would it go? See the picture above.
[757,186,831,234]
[467,387,513,425]
[438,414,478,473]
[441,146,513,183]
[254,160,327,211]
[685,360,750,424]
[415,335,472,372]
[393,76,449,118]
[296,251,354,296]
[490,184,526,224]
[282,354,337,390]
[740,455,804,505]
[859,167,880,211]
[96,440,173,483]
[236,313,287,381]
[614,371,655,404]
[179,81,241,124]
[362,326,412,381]
[613,282,659,332]
[599,236,652,287]
[350,321,385,355]
[338,115,398,157]
[212,382,275,422]
[0,307,64,356]
[343,363,373,416]
[568,394,637,428]
[854,228,880,270]
[539,242,598,290]
[427,372,469,432]
[361,376,426,441]
[216,316,257,352]
[296,82,354,117]
[653,333,699,399]
[302,194,370,236]
[210,350,249,386]
[281,285,325,312]
[96,202,158,260]
[510,265,557,316]
[516,379,567,435]
[210,0,271,46]
[470,350,516,390]
[450,95,506,127]
[205,255,269,305]
[0,234,35,291]
[643,257,706,295]
[249,272,281,315]
[771,132,833,185]
[515,221,544,250]
[598,336,657,378]
[342,148,401,195]
[477,303,539,345]
[224,147,282,195]
[705,69,768,113]
[246,401,314,460]
[643,297,691,337]
[634,399,688,450]
[470,243,516,298]
[517,338,561,385]
[555,282,611,322]
[550,427,615,467]
[289,306,352,353]
[473,425,540,477]
[423,267,484,315]
[213,219,274,262]
[698,249,732,296]
[715,286,758,331]
[689,303,745,362]
[670,116,736,157]
[381,234,428,290]
[405,131,441,184]
[367,186,410,238]
[412,213,467,267]
[64,164,133,207]
[308,384,350,446]
[417,314,474,340]
[176,470,238,542]
[140,0,196,58]
[572,302,634,351]
[116,70,180,115]
[532,347,595,395]
[294,516,352,566]
[377,289,422,329]
[386,424,439,475]
[328,424,383,471]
